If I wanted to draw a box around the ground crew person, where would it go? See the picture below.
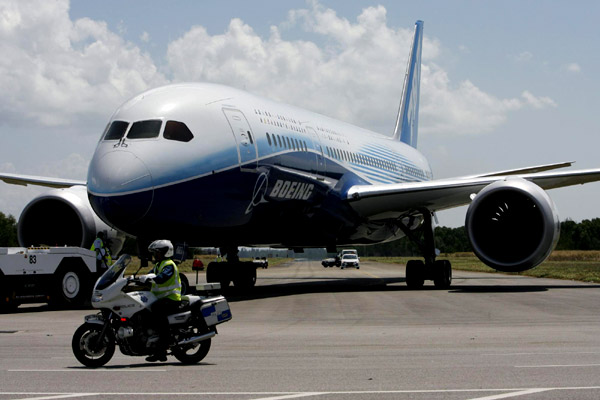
[90,232,112,270]
[139,239,182,362]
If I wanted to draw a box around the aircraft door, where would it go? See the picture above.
[223,108,258,170]
[305,126,326,180]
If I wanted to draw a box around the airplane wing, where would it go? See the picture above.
[346,167,600,220]
[0,173,86,189]
[466,161,574,178]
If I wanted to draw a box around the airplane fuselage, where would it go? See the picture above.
[87,83,432,248]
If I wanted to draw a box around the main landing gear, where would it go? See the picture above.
[205,246,257,290]
[398,210,452,290]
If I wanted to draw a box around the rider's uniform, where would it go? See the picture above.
[151,259,182,301]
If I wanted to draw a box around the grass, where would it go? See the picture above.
[364,251,600,283]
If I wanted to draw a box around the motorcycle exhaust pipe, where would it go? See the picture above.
[177,331,216,346]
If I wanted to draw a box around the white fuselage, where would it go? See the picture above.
[87,83,432,248]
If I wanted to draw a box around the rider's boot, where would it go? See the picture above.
[145,352,167,362]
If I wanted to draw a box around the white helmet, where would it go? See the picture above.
[148,239,174,258]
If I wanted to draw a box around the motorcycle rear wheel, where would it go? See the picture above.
[72,323,115,368]
[172,327,212,365]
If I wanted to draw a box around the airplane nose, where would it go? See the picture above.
[87,151,154,226]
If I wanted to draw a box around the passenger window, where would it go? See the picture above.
[266,132,272,146]
[127,120,162,139]
[164,121,194,142]
[103,120,129,141]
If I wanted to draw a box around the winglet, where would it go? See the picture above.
[392,20,424,147]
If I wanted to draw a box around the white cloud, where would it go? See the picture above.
[520,90,557,109]
[565,62,581,73]
[0,0,167,129]
[140,31,150,43]
[40,153,89,180]
[167,1,555,136]
[512,51,533,62]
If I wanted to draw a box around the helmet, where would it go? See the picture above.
[148,240,174,258]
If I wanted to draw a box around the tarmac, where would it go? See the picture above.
[2,260,600,399]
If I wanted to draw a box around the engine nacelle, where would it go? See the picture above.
[465,178,560,272]
[17,186,125,255]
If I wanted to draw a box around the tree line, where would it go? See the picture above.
[1,211,600,254]
[358,218,600,256]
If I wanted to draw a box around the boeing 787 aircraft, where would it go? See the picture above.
[2,21,600,290]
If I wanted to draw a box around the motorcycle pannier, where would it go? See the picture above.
[200,296,232,326]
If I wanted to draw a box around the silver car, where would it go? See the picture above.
[340,254,360,269]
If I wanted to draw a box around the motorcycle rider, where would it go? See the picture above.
[139,240,182,362]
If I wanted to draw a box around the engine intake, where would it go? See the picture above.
[465,178,559,272]
[17,186,124,254]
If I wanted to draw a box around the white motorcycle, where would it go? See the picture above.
[72,254,231,367]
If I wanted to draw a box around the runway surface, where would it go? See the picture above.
[2,260,600,399]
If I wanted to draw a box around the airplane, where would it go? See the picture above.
[2,20,600,290]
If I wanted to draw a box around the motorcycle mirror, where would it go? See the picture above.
[132,263,144,277]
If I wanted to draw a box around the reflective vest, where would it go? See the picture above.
[91,238,112,266]
[151,259,182,301]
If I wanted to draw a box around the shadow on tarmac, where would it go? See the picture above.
[5,274,600,312]
[224,275,600,302]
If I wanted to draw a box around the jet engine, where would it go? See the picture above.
[465,178,560,272]
[17,186,125,255]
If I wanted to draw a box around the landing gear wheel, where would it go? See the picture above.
[433,260,452,289]
[405,260,425,289]
[72,323,115,368]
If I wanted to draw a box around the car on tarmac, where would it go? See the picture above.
[253,257,269,269]
[321,257,339,267]
[340,254,360,269]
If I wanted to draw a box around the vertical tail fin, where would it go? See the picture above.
[392,20,424,147]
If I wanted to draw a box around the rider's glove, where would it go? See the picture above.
[139,273,156,283]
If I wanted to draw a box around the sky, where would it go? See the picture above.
[0,0,599,228]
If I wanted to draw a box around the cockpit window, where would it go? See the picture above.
[103,120,129,141]
[164,120,194,142]
[127,120,162,139]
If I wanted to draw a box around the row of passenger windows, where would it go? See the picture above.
[265,132,308,152]
[102,119,194,143]
[326,146,399,172]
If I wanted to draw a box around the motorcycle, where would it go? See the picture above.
[72,254,232,367]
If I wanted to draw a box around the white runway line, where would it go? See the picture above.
[465,388,551,400]
[515,363,600,368]
[249,393,326,400]
[3,387,600,398]
[6,394,97,400]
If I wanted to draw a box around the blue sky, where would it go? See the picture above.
[1,0,599,228]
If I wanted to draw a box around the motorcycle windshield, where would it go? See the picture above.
[95,254,132,290]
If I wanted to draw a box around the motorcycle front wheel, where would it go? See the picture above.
[72,323,115,368]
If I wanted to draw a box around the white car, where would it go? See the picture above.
[340,254,360,269]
